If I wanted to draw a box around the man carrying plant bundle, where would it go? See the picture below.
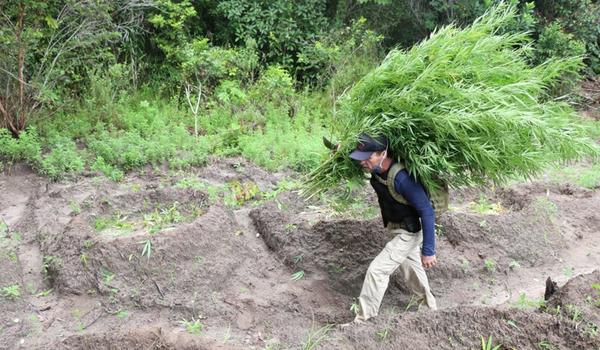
[306,3,599,327]
[346,133,438,325]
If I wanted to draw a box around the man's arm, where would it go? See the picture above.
[394,170,436,257]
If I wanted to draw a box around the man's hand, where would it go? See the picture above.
[421,255,437,269]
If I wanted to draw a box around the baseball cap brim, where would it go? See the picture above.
[349,150,374,161]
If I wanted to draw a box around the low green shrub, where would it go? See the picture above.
[0,127,42,167]
[40,138,85,180]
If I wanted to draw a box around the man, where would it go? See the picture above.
[347,133,437,324]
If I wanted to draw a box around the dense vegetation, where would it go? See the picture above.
[0,0,599,180]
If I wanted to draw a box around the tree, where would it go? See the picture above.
[0,0,126,136]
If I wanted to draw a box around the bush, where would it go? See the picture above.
[40,138,85,180]
[535,23,586,64]
[249,66,295,107]
[0,127,42,167]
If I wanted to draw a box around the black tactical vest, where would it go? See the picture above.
[370,170,421,232]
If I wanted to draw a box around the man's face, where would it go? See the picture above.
[359,150,386,172]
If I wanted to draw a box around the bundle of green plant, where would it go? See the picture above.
[303,3,599,197]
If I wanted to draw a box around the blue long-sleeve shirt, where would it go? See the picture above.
[393,170,436,256]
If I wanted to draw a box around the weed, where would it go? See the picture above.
[114,309,129,319]
[376,327,390,342]
[565,304,582,323]
[93,217,110,231]
[538,340,558,350]
[139,239,152,260]
[83,240,94,249]
[175,177,205,190]
[583,322,598,338]
[292,255,303,264]
[143,202,182,233]
[376,314,394,342]
[69,201,81,215]
[195,255,205,266]
[504,319,519,329]
[79,253,88,266]
[41,255,59,279]
[562,266,574,278]
[484,258,496,273]
[35,289,53,297]
[0,284,21,300]
[102,269,115,284]
[404,295,419,311]
[508,260,521,270]
[480,335,501,350]
[350,300,360,316]
[260,179,300,201]
[479,219,488,228]
[11,231,22,242]
[470,196,503,214]
[291,270,305,281]
[7,251,17,263]
[513,292,545,310]
[329,264,345,274]
[180,317,203,335]
[227,180,259,206]
[284,223,298,233]
[300,324,333,350]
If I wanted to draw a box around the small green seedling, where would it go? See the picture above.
[563,267,574,278]
[80,253,88,266]
[484,258,496,273]
[508,260,520,270]
[301,324,333,350]
[102,269,115,284]
[35,289,53,297]
[115,310,129,319]
[0,284,21,300]
[139,239,152,260]
[180,317,203,335]
[480,335,501,350]
[538,340,558,350]
[292,255,303,264]
[69,201,81,214]
[350,300,361,316]
[291,270,305,281]
[376,327,390,342]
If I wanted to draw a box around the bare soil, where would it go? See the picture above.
[1,158,599,350]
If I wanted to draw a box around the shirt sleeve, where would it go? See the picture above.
[394,170,436,256]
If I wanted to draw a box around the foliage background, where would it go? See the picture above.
[0,0,598,180]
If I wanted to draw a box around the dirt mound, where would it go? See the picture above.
[250,199,388,296]
[250,188,565,294]
[545,270,600,333]
[334,306,598,349]
[50,326,243,350]
[41,204,251,314]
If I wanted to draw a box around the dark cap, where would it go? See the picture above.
[349,133,388,161]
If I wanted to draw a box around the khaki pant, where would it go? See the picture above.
[355,228,437,322]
